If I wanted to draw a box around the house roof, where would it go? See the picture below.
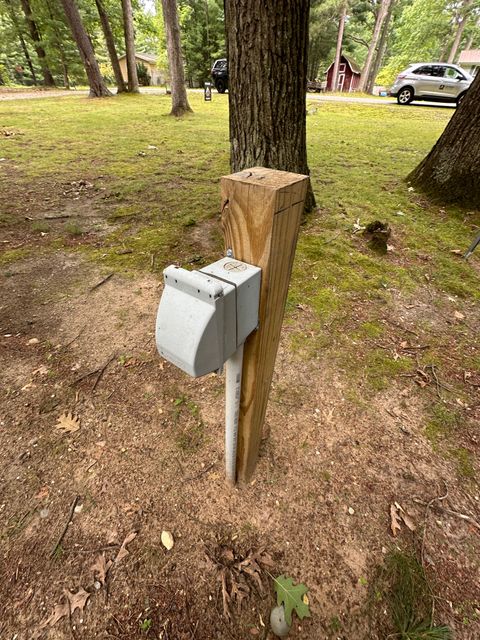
[458,49,480,64]
[326,54,361,75]
[118,52,157,64]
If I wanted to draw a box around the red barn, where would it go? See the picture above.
[326,54,361,92]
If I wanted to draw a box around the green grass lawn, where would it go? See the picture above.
[2,91,478,378]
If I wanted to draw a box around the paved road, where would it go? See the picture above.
[0,87,457,109]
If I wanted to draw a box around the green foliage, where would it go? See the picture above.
[273,575,311,626]
[136,62,151,86]
[178,0,225,86]
[139,618,152,632]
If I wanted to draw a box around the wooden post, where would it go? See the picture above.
[221,167,309,483]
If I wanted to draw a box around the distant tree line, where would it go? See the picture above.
[1,0,480,94]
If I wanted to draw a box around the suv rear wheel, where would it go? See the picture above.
[215,79,226,94]
[456,92,466,107]
[397,87,414,105]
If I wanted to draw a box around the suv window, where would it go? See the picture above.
[444,67,464,80]
[213,59,227,71]
[413,66,433,76]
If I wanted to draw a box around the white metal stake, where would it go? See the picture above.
[225,343,244,485]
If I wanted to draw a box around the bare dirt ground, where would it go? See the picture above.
[1,225,479,640]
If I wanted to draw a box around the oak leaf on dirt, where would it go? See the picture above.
[114,530,137,563]
[274,575,310,626]
[56,411,80,434]
[41,587,90,628]
[91,552,112,586]
[394,501,416,532]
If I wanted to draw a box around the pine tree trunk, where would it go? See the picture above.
[447,0,473,64]
[5,0,38,84]
[161,0,192,116]
[225,0,315,211]
[121,0,139,93]
[408,72,480,206]
[19,0,55,86]
[332,2,347,91]
[358,0,392,93]
[95,0,127,93]
[59,0,112,97]
[365,0,394,94]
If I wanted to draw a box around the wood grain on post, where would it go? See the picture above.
[221,167,309,483]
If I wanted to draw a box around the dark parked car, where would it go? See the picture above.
[211,58,228,93]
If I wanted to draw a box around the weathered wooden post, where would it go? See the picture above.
[221,167,309,483]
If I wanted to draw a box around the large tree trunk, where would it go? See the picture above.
[19,0,55,86]
[358,0,392,93]
[5,0,37,84]
[225,0,315,211]
[365,0,395,94]
[408,72,480,206]
[59,0,112,97]
[121,0,139,93]
[331,1,347,91]
[161,0,192,116]
[95,0,127,93]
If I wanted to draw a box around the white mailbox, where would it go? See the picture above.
[156,257,261,377]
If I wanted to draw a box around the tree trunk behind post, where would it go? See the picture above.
[59,0,112,97]
[365,0,394,94]
[5,0,38,84]
[332,2,347,91]
[225,0,315,212]
[358,0,391,93]
[121,0,139,93]
[408,71,480,206]
[19,0,55,86]
[161,0,192,116]
[95,0,127,93]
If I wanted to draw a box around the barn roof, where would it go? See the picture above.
[326,54,361,75]
[343,55,361,74]
[118,52,157,64]
[458,49,480,64]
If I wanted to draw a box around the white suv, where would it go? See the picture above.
[390,63,473,106]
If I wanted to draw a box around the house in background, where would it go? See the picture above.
[325,54,361,92]
[458,49,480,76]
[118,53,166,86]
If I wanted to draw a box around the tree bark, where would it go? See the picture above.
[59,0,112,97]
[365,0,395,94]
[332,2,347,91]
[95,0,127,93]
[358,0,392,93]
[121,0,139,93]
[161,0,192,116]
[5,0,37,84]
[225,0,315,211]
[19,0,55,86]
[408,72,480,206]
[45,0,70,89]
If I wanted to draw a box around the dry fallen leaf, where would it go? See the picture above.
[390,503,402,537]
[394,501,416,532]
[91,552,112,586]
[161,530,174,551]
[41,588,90,628]
[115,530,137,563]
[454,310,465,320]
[56,412,80,434]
